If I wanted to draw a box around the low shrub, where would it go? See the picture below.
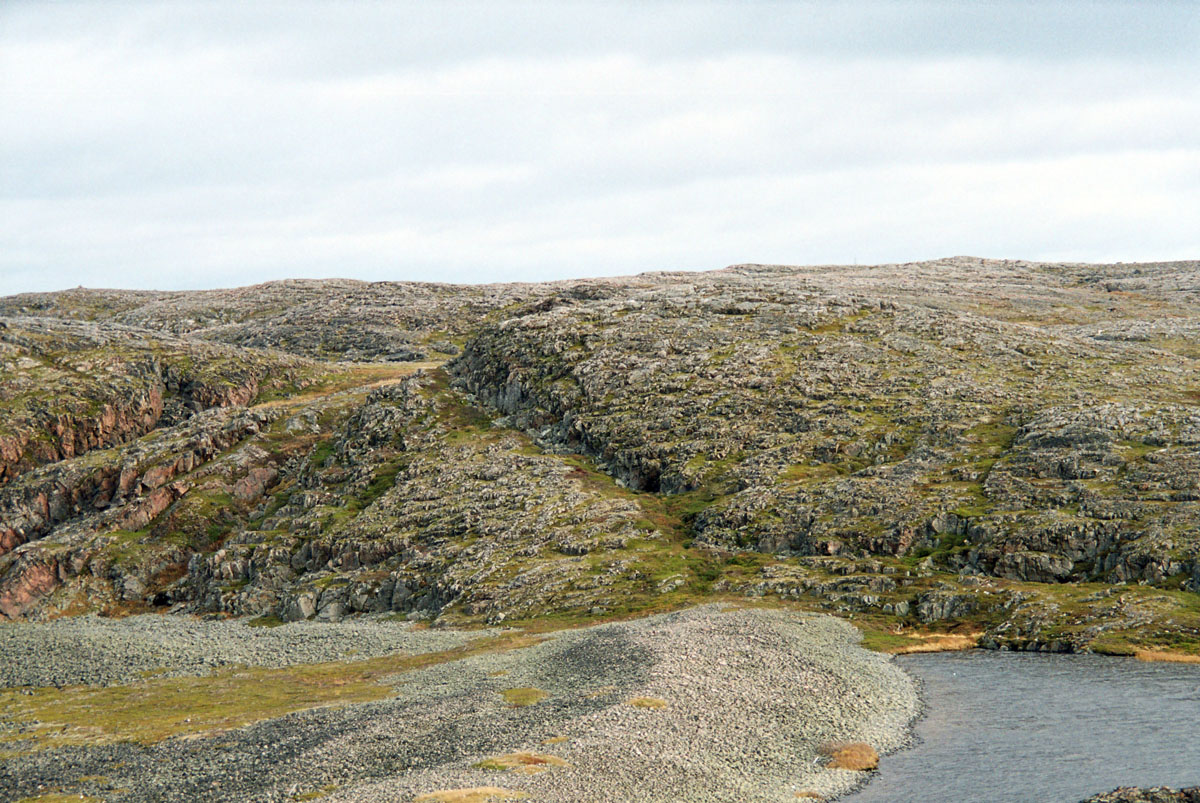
[820,742,879,771]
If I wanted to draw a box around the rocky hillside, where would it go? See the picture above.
[3,257,1200,656]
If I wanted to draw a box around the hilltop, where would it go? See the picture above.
[2,256,1200,656]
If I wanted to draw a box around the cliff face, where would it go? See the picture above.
[2,258,1199,655]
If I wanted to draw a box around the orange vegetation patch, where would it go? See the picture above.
[890,632,980,654]
[819,742,879,771]
[1135,649,1200,664]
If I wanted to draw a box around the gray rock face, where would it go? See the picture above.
[453,259,1200,591]
[915,589,979,623]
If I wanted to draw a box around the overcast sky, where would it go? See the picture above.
[1,1,1198,293]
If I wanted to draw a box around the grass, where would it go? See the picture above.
[857,627,922,653]
[413,789,529,803]
[0,633,542,751]
[349,457,405,511]
[500,687,548,707]
[308,440,335,469]
[820,742,879,771]
[473,752,569,774]
[886,631,981,654]
[627,696,668,709]
[1135,649,1200,664]
[253,362,440,407]
[855,620,980,654]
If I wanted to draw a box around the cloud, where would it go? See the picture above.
[1,1,1197,293]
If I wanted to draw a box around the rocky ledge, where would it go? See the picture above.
[1084,789,1200,803]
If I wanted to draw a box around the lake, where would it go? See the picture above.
[844,650,1200,803]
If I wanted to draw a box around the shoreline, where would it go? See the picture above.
[829,627,932,803]
[849,645,1200,803]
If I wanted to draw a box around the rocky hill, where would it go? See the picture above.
[3,257,1200,656]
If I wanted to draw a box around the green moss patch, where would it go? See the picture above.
[0,634,542,751]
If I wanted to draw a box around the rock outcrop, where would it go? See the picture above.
[1083,789,1200,803]
[2,257,1199,654]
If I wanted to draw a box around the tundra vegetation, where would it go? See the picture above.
[2,258,1200,800]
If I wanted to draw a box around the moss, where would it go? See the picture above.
[98,528,154,566]
[1090,639,1138,657]
[473,752,569,773]
[350,458,406,511]
[779,463,841,485]
[805,310,872,335]
[0,633,542,751]
[500,687,548,707]
[308,440,335,469]
[857,627,923,653]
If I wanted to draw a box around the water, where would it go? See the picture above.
[845,651,1200,803]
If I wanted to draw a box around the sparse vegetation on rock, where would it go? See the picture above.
[3,257,1200,656]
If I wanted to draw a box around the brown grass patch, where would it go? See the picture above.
[474,752,569,774]
[627,696,668,709]
[1135,649,1200,664]
[413,788,529,803]
[889,632,980,654]
[819,742,879,771]
[541,736,569,745]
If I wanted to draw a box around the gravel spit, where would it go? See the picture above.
[0,605,918,802]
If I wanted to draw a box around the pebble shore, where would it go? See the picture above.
[0,613,485,688]
[1,605,920,802]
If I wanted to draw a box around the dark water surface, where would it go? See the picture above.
[844,650,1200,803]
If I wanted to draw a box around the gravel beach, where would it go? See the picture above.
[0,605,919,802]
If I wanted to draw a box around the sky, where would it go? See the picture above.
[1,1,1198,294]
